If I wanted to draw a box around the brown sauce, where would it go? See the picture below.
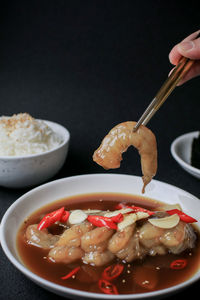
[17,193,200,294]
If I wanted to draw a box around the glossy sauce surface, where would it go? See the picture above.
[17,193,200,294]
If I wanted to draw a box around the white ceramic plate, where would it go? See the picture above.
[171,131,200,179]
[0,174,200,300]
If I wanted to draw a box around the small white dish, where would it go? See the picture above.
[171,131,200,179]
[0,120,70,188]
[0,174,199,299]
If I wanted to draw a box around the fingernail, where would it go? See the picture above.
[178,41,194,52]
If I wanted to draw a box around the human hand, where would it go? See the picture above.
[169,30,200,85]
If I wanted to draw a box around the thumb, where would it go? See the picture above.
[178,38,200,60]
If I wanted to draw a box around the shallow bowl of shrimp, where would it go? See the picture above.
[0,174,200,300]
[171,131,200,179]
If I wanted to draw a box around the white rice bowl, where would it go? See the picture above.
[0,114,70,188]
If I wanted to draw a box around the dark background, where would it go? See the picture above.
[0,1,199,299]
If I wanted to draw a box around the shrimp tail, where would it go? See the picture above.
[142,176,152,194]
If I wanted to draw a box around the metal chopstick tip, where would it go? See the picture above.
[133,123,139,132]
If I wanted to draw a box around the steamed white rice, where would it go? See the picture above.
[0,113,62,156]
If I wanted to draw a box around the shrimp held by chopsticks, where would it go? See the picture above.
[93,121,157,193]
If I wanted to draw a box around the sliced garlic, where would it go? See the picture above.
[136,211,149,220]
[104,208,133,218]
[68,209,87,225]
[117,214,137,231]
[148,214,180,229]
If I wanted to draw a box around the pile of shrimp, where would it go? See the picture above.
[26,215,196,267]
[93,121,157,193]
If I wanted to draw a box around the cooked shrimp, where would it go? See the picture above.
[81,227,114,253]
[93,121,157,193]
[116,234,147,262]
[48,245,84,263]
[160,222,196,254]
[108,224,135,254]
[56,222,93,248]
[82,250,114,266]
[25,224,59,249]
[48,222,94,264]
[139,222,164,249]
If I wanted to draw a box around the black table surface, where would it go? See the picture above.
[0,1,199,299]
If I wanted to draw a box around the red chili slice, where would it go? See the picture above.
[110,213,123,223]
[61,266,80,280]
[115,203,154,216]
[98,279,119,295]
[87,215,117,230]
[167,209,197,223]
[170,259,187,270]
[37,207,65,230]
[102,264,124,281]
[60,210,70,222]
